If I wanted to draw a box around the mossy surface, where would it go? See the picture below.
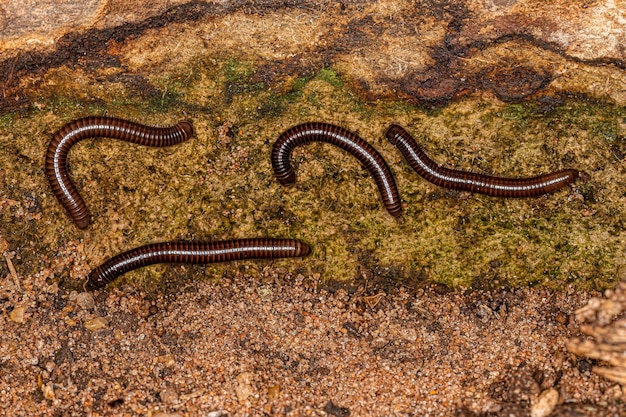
[0,58,624,292]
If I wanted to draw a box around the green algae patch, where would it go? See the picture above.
[1,58,624,292]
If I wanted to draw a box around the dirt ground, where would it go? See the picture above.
[1,262,626,416]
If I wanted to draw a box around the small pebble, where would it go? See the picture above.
[9,306,26,323]
[398,327,417,342]
[267,384,281,401]
[75,292,95,310]
[159,387,179,404]
[236,372,254,403]
[114,329,124,341]
[206,411,228,417]
[257,286,273,301]
[531,388,559,417]
[84,316,108,331]
[155,354,176,367]
[45,361,56,372]
[42,383,55,400]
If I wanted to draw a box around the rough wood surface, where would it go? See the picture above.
[2,0,626,112]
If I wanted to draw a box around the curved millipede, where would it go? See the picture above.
[271,122,403,217]
[87,238,311,290]
[45,116,194,229]
[385,124,580,198]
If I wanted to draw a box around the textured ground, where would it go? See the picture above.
[2,262,626,416]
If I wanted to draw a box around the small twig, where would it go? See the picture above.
[0,237,19,290]
[4,253,20,291]
[362,292,385,309]
[1,52,19,99]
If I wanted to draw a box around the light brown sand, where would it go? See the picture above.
[1,263,624,416]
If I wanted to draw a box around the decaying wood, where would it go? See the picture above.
[568,280,626,387]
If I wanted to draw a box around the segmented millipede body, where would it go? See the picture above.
[385,124,580,198]
[87,238,311,290]
[45,116,194,229]
[271,122,403,217]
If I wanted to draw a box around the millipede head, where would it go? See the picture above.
[178,120,195,138]
[86,264,112,290]
[298,241,312,256]
[275,171,297,186]
[75,214,90,230]
[384,124,407,145]
[85,275,100,291]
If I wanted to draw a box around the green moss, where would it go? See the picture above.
[0,113,15,128]
[42,95,99,115]
[291,73,316,93]
[222,58,256,82]
[317,68,343,88]
[497,102,536,120]
[2,57,624,292]
[149,79,185,110]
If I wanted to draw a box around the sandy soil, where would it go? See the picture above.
[2,263,625,416]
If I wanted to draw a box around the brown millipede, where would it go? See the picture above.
[385,124,580,198]
[271,122,403,217]
[45,116,194,229]
[87,238,311,290]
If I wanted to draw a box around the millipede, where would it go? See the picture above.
[385,124,581,198]
[87,238,311,290]
[45,116,194,229]
[271,122,403,217]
